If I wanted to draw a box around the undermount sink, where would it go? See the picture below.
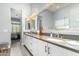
[47,38,64,42]
[65,40,79,46]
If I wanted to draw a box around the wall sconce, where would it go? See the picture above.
[25,10,38,23]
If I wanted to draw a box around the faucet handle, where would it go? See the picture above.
[60,36,63,39]
[56,33,59,38]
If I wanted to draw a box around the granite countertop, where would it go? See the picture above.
[24,32,79,53]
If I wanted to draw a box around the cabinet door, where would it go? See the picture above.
[31,38,48,56]
[27,36,33,52]
[48,43,79,56]
[24,35,32,52]
[24,35,29,46]
[23,34,26,44]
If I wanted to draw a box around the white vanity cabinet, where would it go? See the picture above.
[24,35,32,52]
[30,37,48,56]
[24,35,48,56]
[24,34,79,56]
[47,43,79,56]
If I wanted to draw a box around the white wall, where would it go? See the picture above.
[0,3,31,45]
[0,4,11,44]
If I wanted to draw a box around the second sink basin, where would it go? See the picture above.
[65,40,79,46]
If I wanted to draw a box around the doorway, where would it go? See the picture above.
[10,8,22,45]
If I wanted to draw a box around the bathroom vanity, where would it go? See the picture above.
[23,32,79,56]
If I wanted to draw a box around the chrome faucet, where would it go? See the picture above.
[50,32,63,39]
[57,33,63,39]
[57,33,59,38]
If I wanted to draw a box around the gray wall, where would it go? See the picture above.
[0,3,31,45]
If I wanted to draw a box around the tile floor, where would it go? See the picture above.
[10,40,31,56]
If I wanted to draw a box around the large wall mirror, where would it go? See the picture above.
[55,17,69,30]
[69,17,79,30]
[25,19,35,30]
[54,17,79,30]
[25,16,42,30]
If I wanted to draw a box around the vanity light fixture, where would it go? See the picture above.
[26,10,38,23]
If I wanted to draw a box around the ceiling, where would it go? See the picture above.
[46,3,71,12]
[31,3,72,13]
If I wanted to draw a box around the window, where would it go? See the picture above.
[12,23,21,33]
